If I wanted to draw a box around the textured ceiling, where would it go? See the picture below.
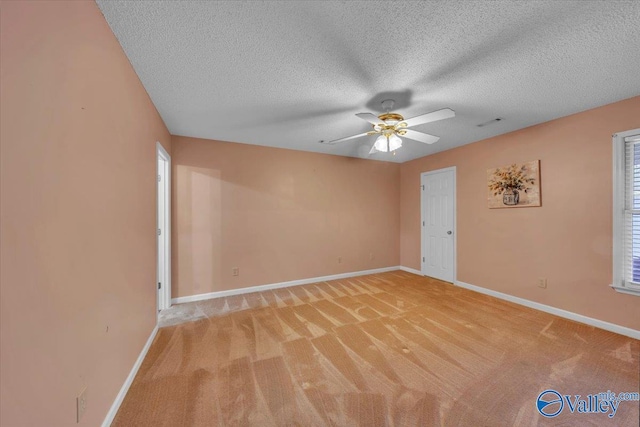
[96,1,640,163]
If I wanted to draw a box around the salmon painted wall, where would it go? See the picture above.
[401,96,640,331]
[0,2,170,426]
[172,136,400,298]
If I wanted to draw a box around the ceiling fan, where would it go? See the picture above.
[322,99,455,154]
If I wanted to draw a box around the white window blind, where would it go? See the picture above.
[613,129,640,296]
[624,136,640,285]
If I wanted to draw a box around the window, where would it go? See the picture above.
[612,128,640,296]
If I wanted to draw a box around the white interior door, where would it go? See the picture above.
[157,143,171,311]
[421,167,456,282]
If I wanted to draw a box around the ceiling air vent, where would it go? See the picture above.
[476,117,503,127]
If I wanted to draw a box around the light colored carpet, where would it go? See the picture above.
[114,271,639,426]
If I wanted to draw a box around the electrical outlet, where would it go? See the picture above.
[232,267,239,276]
[338,257,342,264]
[369,253,374,260]
[537,278,547,289]
[77,387,87,423]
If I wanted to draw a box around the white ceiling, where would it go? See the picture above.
[96,1,640,163]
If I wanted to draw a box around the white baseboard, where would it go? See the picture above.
[455,280,640,340]
[102,325,159,427]
[399,266,422,276]
[172,266,400,305]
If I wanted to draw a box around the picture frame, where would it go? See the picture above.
[487,160,541,208]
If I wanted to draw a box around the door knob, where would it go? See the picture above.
[447,231,452,235]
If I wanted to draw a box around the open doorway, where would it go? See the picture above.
[157,142,171,312]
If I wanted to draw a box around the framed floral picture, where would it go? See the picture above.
[487,160,541,208]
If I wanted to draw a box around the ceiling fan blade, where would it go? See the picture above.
[355,112,382,125]
[402,108,455,128]
[326,132,371,144]
[402,129,440,145]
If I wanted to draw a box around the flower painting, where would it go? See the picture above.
[487,160,540,208]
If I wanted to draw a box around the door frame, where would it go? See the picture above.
[157,142,171,312]
[420,166,457,283]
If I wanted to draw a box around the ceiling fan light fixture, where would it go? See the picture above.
[389,133,402,151]
[374,135,388,152]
